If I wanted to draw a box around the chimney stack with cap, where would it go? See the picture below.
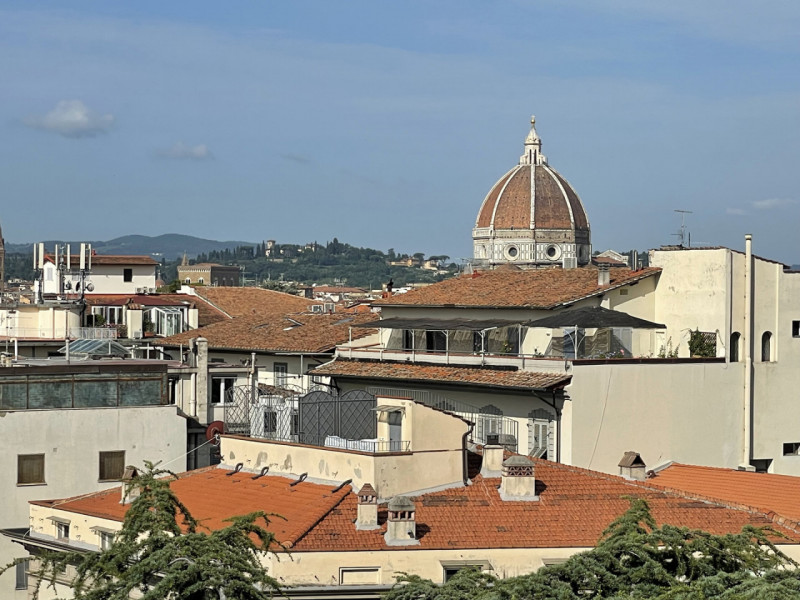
[120,466,140,504]
[499,456,539,501]
[618,452,647,481]
[598,265,610,287]
[356,483,380,530]
[481,444,505,477]
[384,496,419,546]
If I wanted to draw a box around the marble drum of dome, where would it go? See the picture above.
[472,116,591,268]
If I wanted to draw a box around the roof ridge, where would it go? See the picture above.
[286,484,354,548]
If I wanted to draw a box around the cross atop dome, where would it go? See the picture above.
[520,115,546,166]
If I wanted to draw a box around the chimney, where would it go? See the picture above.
[597,265,610,287]
[356,483,380,530]
[499,456,538,501]
[618,452,647,481]
[120,466,140,504]
[384,496,419,546]
[481,444,505,477]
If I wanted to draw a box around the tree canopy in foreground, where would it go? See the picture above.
[4,462,282,600]
[384,498,800,600]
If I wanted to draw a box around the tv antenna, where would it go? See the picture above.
[672,210,693,247]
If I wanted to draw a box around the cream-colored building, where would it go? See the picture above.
[314,236,800,479]
[8,397,800,598]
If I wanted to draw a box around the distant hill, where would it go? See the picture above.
[5,234,255,260]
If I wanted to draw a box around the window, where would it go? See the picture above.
[440,561,491,583]
[762,331,773,362]
[17,454,45,485]
[730,332,741,362]
[15,559,29,590]
[167,377,179,405]
[211,377,235,404]
[99,531,115,550]
[425,330,447,353]
[402,329,414,351]
[99,451,126,481]
[274,363,288,387]
[56,521,70,541]
[339,567,380,585]
[784,443,800,456]
[793,321,800,338]
[123,268,133,282]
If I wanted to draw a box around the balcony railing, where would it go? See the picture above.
[0,327,118,340]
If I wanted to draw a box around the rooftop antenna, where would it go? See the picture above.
[672,210,693,247]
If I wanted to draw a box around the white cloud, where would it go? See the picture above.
[158,142,213,160]
[726,207,747,216]
[751,198,796,210]
[24,100,114,138]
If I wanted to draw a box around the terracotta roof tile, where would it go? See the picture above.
[374,267,660,308]
[292,460,800,552]
[649,463,800,523]
[157,312,377,354]
[312,359,571,391]
[35,467,350,549]
[84,293,228,327]
[194,287,317,318]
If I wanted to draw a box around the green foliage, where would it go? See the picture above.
[3,462,282,599]
[658,337,680,358]
[688,329,717,358]
[383,498,799,600]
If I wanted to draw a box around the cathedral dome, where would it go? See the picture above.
[472,117,591,268]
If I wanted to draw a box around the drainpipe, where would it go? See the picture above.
[189,372,197,418]
[742,234,753,468]
[462,422,474,485]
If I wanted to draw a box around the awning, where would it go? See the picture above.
[373,405,405,414]
[353,317,528,331]
[58,339,130,357]
[525,306,666,329]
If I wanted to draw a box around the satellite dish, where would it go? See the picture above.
[64,281,72,290]
[206,421,225,445]
[85,282,95,292]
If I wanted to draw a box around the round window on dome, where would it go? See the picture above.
[506,246,519,260]
[546,245,558,259]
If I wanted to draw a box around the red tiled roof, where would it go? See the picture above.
[649,463,800,523]
[36,461,800,555]
[194,287,317,318]
[374,267,660,309]
[312,359,571,391]
[293,459,800,551]
[33,467,350,549]
[84,293,228,327]
[157,312,377,354]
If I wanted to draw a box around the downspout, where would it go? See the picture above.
[462,422,474,486]
[539,390,562,464]
[742,234,753,468]
[189,372,197,418]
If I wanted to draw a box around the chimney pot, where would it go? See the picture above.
[120,466,141,504]
[356,483,380,530]
[481,444,505,477]
[384,496,419,545]
[598,265,611,287]
[618,451,647,481]
[499,456,538,501]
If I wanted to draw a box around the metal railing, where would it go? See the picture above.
[1,327,118,340]
[367,386,519,452]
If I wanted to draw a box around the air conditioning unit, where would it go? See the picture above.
[135,287,145,294]
[310,304,324,314]
[148,287,156,294]
[486,433,517,450]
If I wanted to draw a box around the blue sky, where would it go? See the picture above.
[1,1,799,262]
